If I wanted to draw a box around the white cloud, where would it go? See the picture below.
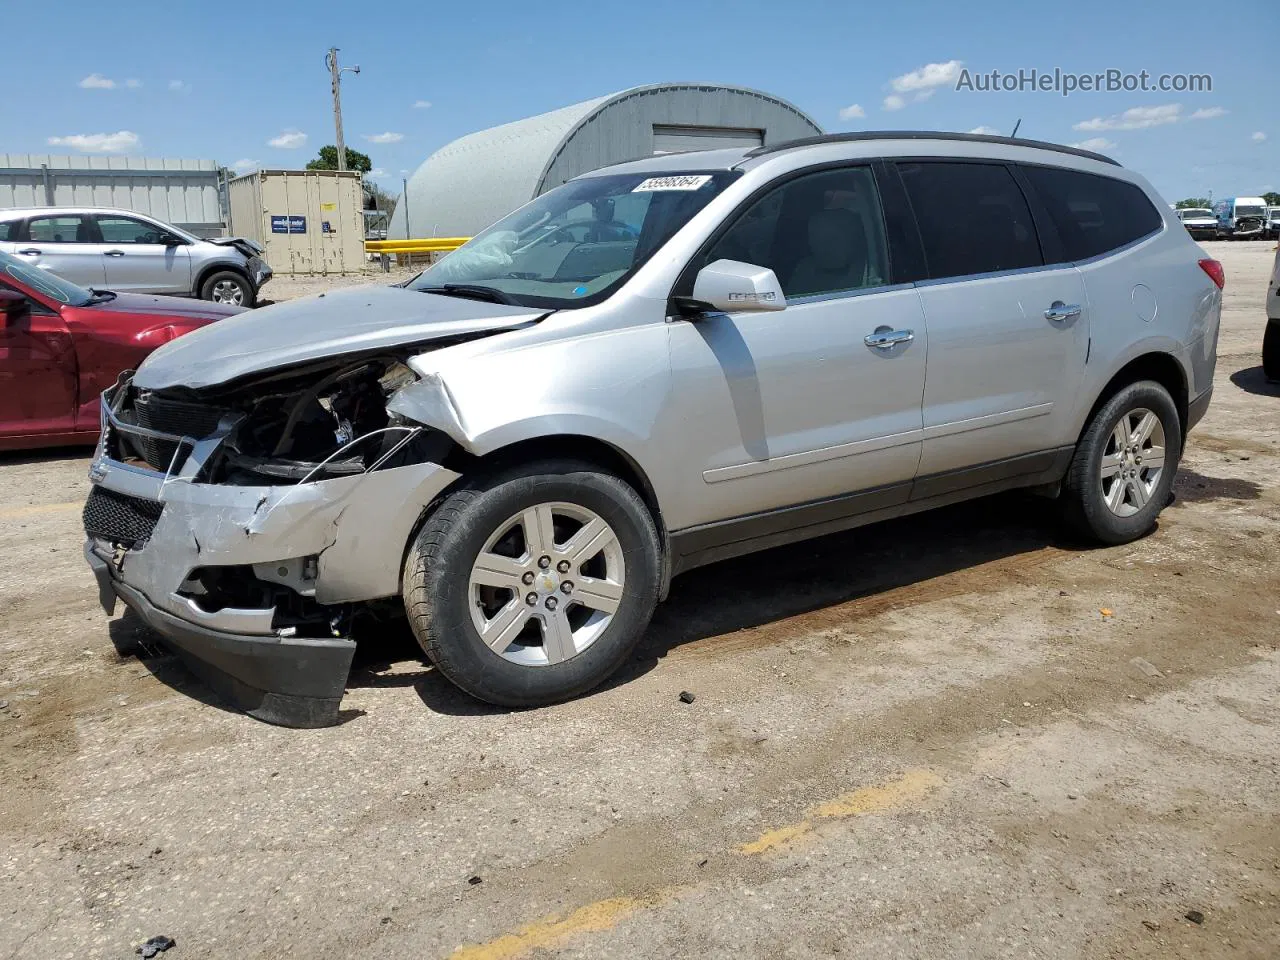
[124,78,142,89]
[1188,106,1226,120]
[883,94,906,111]
[891,59,964,93]
[168,80,191,94]
[78,73,115,89]
[969,125,1001,135]
[363,131,404,144]
[1071,137,1117,151]
[230,158,259,175]
[47,131,140,153]
[838,103,865,121]
[1251,131,1267,142]
[412,100,432,110]
[1073,104,1182,131]
[268,129,308,149]
[369,167,387,176]
[399,168,410,174]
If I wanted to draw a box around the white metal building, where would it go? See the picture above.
[0,154,224,236]
[388,83,822,239]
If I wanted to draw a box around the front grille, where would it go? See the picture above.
[131,393,226,470]
[83,487,165,547]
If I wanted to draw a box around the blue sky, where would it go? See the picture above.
[3,0,1276,202]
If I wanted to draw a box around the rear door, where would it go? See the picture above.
[96,214,192,294]
[16,214,108,288]
[895,160,1090,482]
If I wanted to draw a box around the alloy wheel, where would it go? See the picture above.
[211,279,245,305]
[1099,407,1166,517]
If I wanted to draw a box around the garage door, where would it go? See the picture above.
[652,125,765,155]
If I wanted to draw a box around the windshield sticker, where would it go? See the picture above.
[572,285,589,296]
[632,175,713,193]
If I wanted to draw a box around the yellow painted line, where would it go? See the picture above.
[448,896,652,960]
[0,501,80,521]
[739,769,943,856]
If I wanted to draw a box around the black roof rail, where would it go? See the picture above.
[741,131,1121,167]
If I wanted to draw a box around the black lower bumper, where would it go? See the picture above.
[1187,385,1213,434]
[86,545,355,728]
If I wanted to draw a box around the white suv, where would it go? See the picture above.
[83,132,1222,725]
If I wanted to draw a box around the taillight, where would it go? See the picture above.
[1198,258,1225,290]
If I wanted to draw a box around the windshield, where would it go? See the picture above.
[0,250,92,306]
[407,171,738,308]
[1182,209,1212,219]
[1236,205,1265,217]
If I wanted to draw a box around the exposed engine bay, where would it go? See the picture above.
[111,353,461,484]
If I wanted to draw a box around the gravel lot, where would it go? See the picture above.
[1,241,1277,960]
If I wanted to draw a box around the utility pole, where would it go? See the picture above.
[325,47,360,171]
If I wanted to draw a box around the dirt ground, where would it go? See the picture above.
[1,242,1277,960]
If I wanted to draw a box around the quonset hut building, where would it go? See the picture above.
[388,83,822,240]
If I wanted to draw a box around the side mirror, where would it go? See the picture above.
[162,234,184,247]
[0,289,31,325]
[685,259,787,315]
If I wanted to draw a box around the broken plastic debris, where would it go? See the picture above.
[136,935,176,958]
[1100,608,1114,617]
[678,691,696,704]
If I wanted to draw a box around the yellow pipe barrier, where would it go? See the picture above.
[365,237,471,254]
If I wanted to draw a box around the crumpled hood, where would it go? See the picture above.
[133,284,545,390]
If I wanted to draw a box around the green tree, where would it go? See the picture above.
[306,145,372,173]
[1263,191,1280,206]
[1175,197,1211,209]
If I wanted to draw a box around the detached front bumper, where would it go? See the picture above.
[84,384,459,727]
[87,543,354,726]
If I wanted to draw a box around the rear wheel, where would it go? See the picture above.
[1264,320,1280,382]
[199,270,255,307]
[402,460,661,707]
[1063,381,1181,544]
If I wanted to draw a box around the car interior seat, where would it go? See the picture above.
[787,208,869,297]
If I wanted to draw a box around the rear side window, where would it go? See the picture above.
[896,161,1042,280]
[27,215,95,243]
[1019,166,1162,262]
[0,220,20,242]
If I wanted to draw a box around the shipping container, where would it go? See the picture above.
[227,169,366,276]
[0,154,224,236]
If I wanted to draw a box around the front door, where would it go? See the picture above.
[665,164,927,532]
[16,213,107,288]
[895,160,1089,479]
[0,279,77,441]
[96,214,192,294]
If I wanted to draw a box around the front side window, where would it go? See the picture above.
[1019,165,1162,262]
[407,171,738,308]
[27,215,95,244]
[897,161,1043,279]
[96,216,170,244]
[701,165,890,298]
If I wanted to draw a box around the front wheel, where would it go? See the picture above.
[1062,381,1181,544]
[199,270,255,307]
[402,460,661,707]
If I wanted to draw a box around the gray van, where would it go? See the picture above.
[82,132,1222,725]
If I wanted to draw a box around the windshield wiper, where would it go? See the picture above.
[417,283,519,306]
[86,288,117,304]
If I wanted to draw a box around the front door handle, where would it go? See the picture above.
[864,328,915,349]
[17,248,40,256]
[104,249,126,257]
[1044,301,1082,322]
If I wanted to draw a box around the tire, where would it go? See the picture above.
[1264,320,1280,383]
[1062,380,1181,545]
[199,270,255,307]
[402,460,661,707]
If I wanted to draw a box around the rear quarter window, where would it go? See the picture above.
[1020,166,1163,262]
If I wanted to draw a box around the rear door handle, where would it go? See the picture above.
[864,329,915,349]
[17,248,40,256]
[1044,301,1082,322]
[104,249,126,257]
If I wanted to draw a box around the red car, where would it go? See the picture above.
[0,250,241,451]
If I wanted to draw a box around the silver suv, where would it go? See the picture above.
[82,132,1222,726]
[0,207,271,306]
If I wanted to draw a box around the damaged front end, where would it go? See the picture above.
[84,353,466,727]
